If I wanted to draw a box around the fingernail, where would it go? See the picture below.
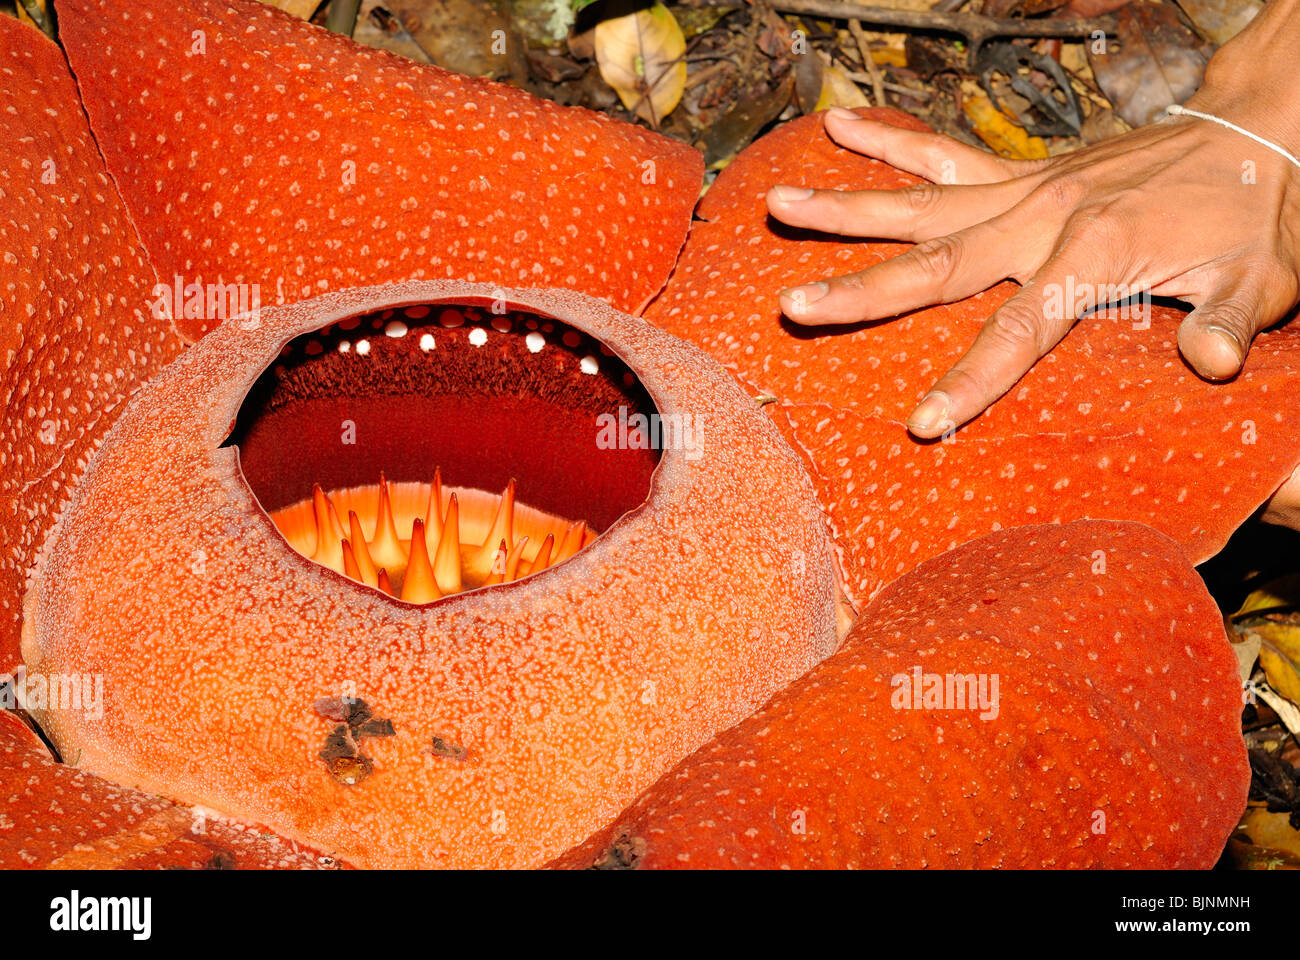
[771,184,814,203]
[1205,324,1244,364]
[826,107,861,121]
[780,282,829,315]
[907,391,951,434]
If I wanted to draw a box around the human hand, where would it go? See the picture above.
[766,12,1300,445]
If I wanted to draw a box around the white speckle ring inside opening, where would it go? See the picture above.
[468,327,488,347]
[525,331,545,354]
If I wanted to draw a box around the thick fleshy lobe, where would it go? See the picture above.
[0,9,1260,871]
[0,18,182,672]
[0,710,335,868]
[23,282,839,869]
[553,519,1249,869]
[57,0,704,338]
[645,108,1300,603]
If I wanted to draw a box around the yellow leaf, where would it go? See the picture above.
[1229,808,1300,870]
[259,0,322,17]
[815,61,869,112]
[1234,573,1300,618]
[595,4,687,127]
[15,0,48,30]
[960,84,1048,160]
[1252,624,1300,706]
[1233,575,1300,706]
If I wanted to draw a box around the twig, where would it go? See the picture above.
[684,0,1118,62]
[844,71,934,101]
[326,0,363,36]
[848,20,885,107]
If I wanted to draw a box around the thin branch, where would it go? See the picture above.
[848,20,885,107]
[326,0,363,36]
[844,71,934,101]
[684,0,1117,61]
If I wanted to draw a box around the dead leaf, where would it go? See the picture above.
[1233,633,1262,685]
[702,72,794,168]
[1233,574,1300,706]
[1234,573,1300,618]
[388,0,516,79]
[675,5,738,39]
[871,47,908,68]
[351,0,433,63]
[793,48,824,115]
[259,0,322,18]
[1255,675,1300,739]
[511,0,577,46]
[1258,635,1300,706]
[1175,0,1262,45]
[15,0,55,36]
[1228,807,1300,868]
[1087,4,1207,127]
[816,58,870,112]
[595,3,688,126]
[960,81,1049,160]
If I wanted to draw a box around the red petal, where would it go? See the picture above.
[0,19,183,671]
[0,711,338,868]
[647,108,1300,602]
[553,520,1249,869]
[25,282,839,869]
[57,0,703,337]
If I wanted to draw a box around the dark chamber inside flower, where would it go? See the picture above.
[226,300,663,600]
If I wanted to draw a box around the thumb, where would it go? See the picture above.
[1177,278,1278,380]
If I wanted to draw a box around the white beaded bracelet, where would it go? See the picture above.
[1163,103,1300,171]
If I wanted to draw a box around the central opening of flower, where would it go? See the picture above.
[227,299,662,602]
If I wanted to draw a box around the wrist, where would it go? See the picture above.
[1186,0,1300,154]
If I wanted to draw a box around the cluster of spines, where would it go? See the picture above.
[302,471,590,603]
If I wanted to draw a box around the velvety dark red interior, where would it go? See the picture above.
[227,301,661,532]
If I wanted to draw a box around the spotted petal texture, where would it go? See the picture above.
[553,519,1249,869]
[58,0,703,338]
[0,711,336,868]
[0,19,182,672]
[24,283,838,870]
[645,108,1300,603]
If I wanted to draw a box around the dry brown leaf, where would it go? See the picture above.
[595,3,687,127]
[816,58,870,111]
[1230,807,1300,869]
[1175,0,1262,45]
[1088,4,1207,127]
[1234,574,1300,706]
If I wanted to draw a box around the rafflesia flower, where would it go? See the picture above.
[4,0,1299,869]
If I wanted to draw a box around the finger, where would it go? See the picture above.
[766,178,1032,243]
[1262,463,1300,530]
[1176,269,1292,380]
[822,107,1021,186]
[906,254,1091,437]
[779,212,1049,326]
